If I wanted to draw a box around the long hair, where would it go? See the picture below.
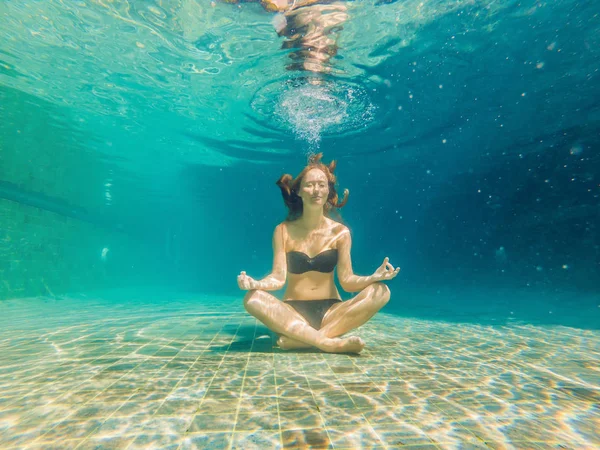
[276,153,349,221]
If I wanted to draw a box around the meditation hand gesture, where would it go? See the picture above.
[373,257,400,282]
[238,271,259,290]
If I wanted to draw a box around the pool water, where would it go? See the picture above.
[1,0,599,448]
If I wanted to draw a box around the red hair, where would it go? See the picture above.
[276,153,349,221]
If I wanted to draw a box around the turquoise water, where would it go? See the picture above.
[1,0,599,448]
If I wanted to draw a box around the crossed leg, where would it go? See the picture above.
[245,282,391,352]
[243,289,366,354]
[277,282,391,350]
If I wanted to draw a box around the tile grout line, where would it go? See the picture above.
[299,353,338,449]
[363,368,438,449]
[66,321,226,449]
[28,333,175,447]
[228,320,258,449]
[319,353,405,450]
[122,332,207,450]
[174,320,246,448]
[272,331,284,450]
[1,332,141,411]
[71,332,193,450]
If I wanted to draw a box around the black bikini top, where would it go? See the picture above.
[286,249,338,274]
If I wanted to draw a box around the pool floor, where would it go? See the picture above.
[0,289,598,449]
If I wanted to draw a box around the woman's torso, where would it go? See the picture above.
[282,218,346,301]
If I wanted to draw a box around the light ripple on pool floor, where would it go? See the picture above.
[0,290,598,449]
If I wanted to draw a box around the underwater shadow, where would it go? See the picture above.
[209,324,360,355]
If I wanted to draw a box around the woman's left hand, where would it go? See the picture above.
[373,257,401,282]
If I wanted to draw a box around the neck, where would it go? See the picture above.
[299,207,324,230]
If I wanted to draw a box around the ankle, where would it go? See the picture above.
[318,337,337,352]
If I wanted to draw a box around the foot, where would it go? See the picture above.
[321,336,365,354]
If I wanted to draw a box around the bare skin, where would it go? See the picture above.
[260,0,349,73]
[224,0,348,73]
[238,168,400,354]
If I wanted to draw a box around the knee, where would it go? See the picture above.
[371,282,391,308]
[243,289,265,314]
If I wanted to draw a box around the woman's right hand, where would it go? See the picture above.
[237,271,258,290]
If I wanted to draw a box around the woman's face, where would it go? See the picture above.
[299,168,329,208]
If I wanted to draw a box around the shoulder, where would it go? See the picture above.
[274,222,292,241]
[274,222,286,235]
[272,223,288,250]
[276,220,294,231]
[328,220,350,245]
[326,218,349,235]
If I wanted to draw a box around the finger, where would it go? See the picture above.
[385,269,399,279]
[385,262,394,271]
[241,271,246,276]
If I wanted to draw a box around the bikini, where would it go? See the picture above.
[284,248,342,330]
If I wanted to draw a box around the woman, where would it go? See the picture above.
[238,153,400,354]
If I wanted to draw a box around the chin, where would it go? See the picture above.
[305,201,321,209]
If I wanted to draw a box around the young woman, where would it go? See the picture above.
[238,153,400,354]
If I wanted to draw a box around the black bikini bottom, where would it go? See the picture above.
[283,299,342,330]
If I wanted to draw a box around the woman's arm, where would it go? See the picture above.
[336,230,378,292]
[253,224,287,291]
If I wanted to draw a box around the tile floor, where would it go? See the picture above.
[0,289,598,449]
